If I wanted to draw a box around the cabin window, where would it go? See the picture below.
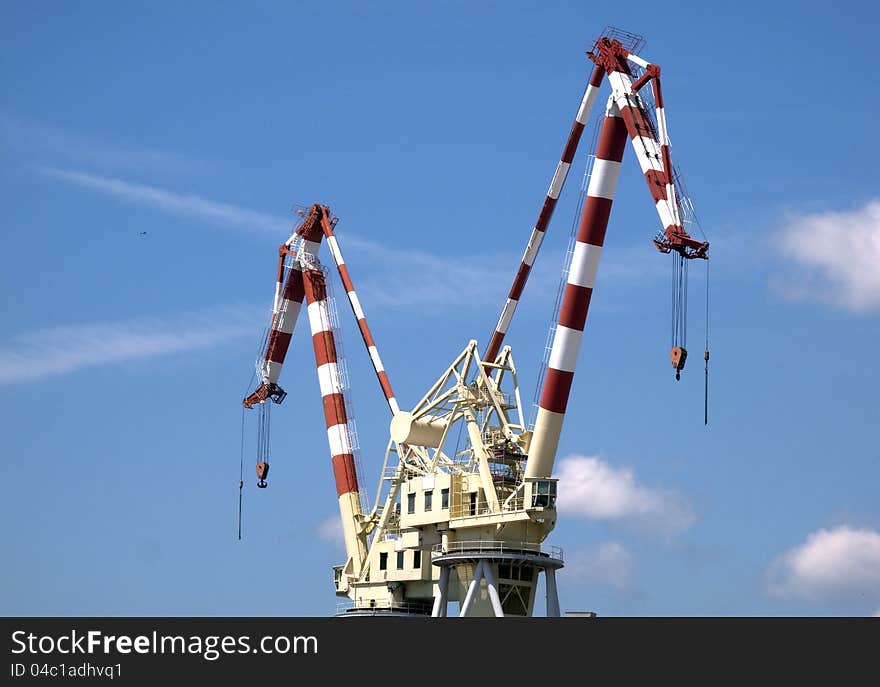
[424,489,434,511]
[531,480,557,508]
[407,492,416,514]
[441,488,449,509]
[413,550,422,569]
[397,551,405,570]
[379,552,388,571]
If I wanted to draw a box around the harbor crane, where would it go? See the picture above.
[239,28,709,617]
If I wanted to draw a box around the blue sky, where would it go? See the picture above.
[2,1,878,617]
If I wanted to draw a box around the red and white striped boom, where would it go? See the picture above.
[242,205,323,409]
[484,64,606,365]
[523,35,709,479]
[241,204,399,569]
[318,213,400,416]
[302,263,368,569]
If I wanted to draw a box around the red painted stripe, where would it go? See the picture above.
[337,264,355,294]
[595,116,629,161]
[539,368,575,415]
[618,103,657,141]
[300,207,325,243]
[508,262,532,301]
[588,64,605,88]
[323,392,349,427]
[561,121,585,164]
[558,284,592,332]
[283,267,305,302]
[332,453,359,495]
[378,371,394,400]
[661,145,673,182]
[266,330,292,363]
[577,196,613,246]
[535,196,558,233]
[312,331,338,367]
[645,170,667,202]
[485,330,505,362]
[360,322,376,348]
[630,71,652,93]
[305,269,328,301]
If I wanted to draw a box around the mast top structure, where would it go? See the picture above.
[239,27,709,617]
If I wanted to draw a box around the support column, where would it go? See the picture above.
[482,562,505,618]
[431,566,450,618]
[459,561,485,617]
[545,568,561,617]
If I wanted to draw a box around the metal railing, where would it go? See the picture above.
[335,600,431,615]
[432,540,563,561]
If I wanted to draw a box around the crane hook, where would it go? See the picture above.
[256,460,269,488]
[671,346,687,381]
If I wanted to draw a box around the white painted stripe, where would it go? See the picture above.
[497,298,517,334]
[327,423,352,457]
[666,183,681,226]
[575,84,600,125]
[567,242,602,289]
[326,235,344,266]
[368,346,384,373]
[307,301,330,334]
[607,71,634,100]
[656,199,677,229]
[604,95,621,118]
[631,135,663,175]
[272,281,283,315]
[612,89,636,113]
[275,299,302,334]
[522,229,543,266]
[586,158,622,200]
[548,325,583,373]
[626,53,650,69]
[300,239,321,257]
[547,161,570,200]
[265,359,283,384]
[348,290,365,320]
[656,107,669,146]
[317,362,342,397]
[388,397,400,415]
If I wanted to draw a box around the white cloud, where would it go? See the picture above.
[40,169,656,314]
[767,525,880,603]
[555,455,695,532]
[38,168,523,309]
[340,234,527,309]
[1,111,205,175]
[316,516,343,548]
[41,167,289,234]
[565,542,633,590]
[0,306,259,384]
[775,200,880,311]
